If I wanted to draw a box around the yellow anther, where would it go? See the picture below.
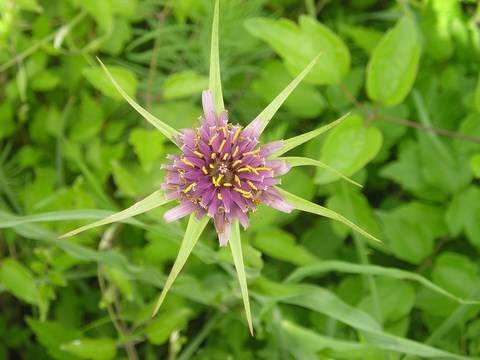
[223,182,232,187]
[232,146,239,157]
[217,192,223,200]
[193,151,204,158]
[202,166,208,174]
[220,126,227,137]
[212,174,224,187]
[232,160,242,168]
[233,127,241,142]
[222,153,229,160]
[181,158,195,168]
[237,167,251,173]
[243,149,260,156]
[208,133,219,145]
[247,165,259,175]
[246,180,257,190]
[211,153,216,160]
[183,182,196,193]
[234,188,252,198]
[209,164,215,169]
[234,175,241,186]
[218,139,226,153]
[255,166,272,171]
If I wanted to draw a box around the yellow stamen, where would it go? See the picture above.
[234,175,241,186]
[183,182,196,193]
[223,182,232,187]
[208,133,219,145]
[217,192,223,200]
[181,158,195,168]
[246,180,257,190]
[232,160,242,168]
[209,163,215,169]
[247,165,259,175]
[211,153,216,160]
[233,127,241,142]
[220,126,227,137]
[237,167,251,173]
[212,174,224,187]
[202,166,208,174]
[193,150,204,158]
[232,146,239,157]
[218,139,226,153]
[243,149,260,156]
[234,188,252,198]
[255,166,272,171]
[222,153,229,160]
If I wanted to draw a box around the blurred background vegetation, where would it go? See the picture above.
[1,0,480,359]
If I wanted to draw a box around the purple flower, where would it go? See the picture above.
[161,90,293,246]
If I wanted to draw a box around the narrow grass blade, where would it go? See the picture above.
[246,53,322,136]
[58,190,170,239]
[152,214,209,316]
[279,156,362,187]
[229,220,254,336]
[208,0,224,113]
[278,188,380,244]
[271,113,350,158]
[97,59,179,144]
[285,260,480,305]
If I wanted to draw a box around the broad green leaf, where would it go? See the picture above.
[470,153,480,178]
[0,259,39,305]
[315,115,382,184]
[341,24,383,55]
[97,59,179,143]
[60,338,117,360]
[229,220,253,335]
[270,113,350,158]
[152,214,209,315]
[278,188,380,244]
[128,128,165,171]
[83,65,138,100]
[58,189,170,239]
[377,202,446,264]
[252,228,317,266]
[245,16,350,85]
[163,71,209,100]
[145,308,191,345]
[282,321,376,359]
[251,60,326,119]
[75,0,113,30]
[208,0,224,113]
[247,53,321,135]
[366,15,420,105]
[280,156,361,187]
[285,260,480,305]
[258,280,469,359]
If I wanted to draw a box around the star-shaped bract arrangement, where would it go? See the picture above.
[60,0,379,335]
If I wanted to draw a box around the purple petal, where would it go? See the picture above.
[163,201,198,223]
[214,214,231,246]
[243,118,265,139]
[202,90,217,126]
[266,159,291,176]
[260,140,283,157]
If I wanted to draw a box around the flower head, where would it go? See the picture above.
[161,90,293,246]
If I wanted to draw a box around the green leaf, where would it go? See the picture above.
[229,220,253,335]
[280,156,361,187]
[245,16,350,85]
[128,128,165,171]
[60,338,117,360]
[253,228,317,266]
[341,24,383,55]
[152,214,209,315]
[470,153,480,178]
[247,53,321,135]
[315,115,382,184]
[145,308,191,345]
[83,65,138,100]
[258,280,470,359]
[366,15,420,105]
[0,259,39,305]
[208,0,224,113]
[270,113,350,158]
[97,59,179,143]
[476,75,480,112]
[75,0,113,31]
[163,71,209,100]
[286,260,480,305]
[279,188,380,244]
[58,189,170,239]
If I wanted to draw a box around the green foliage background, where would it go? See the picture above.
[1,0,480,358]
